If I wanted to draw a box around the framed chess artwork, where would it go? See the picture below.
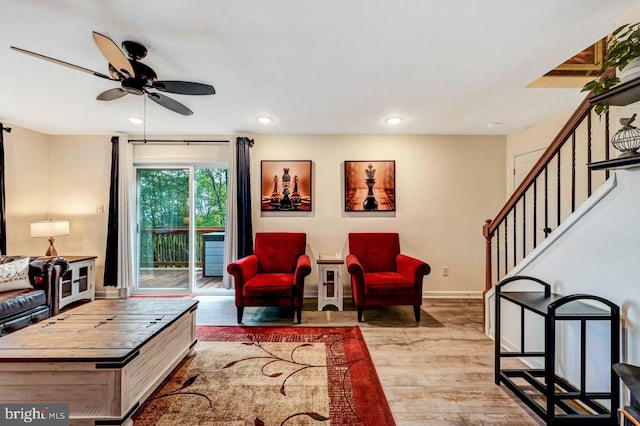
[344,160,395,212]
[260,160,312,211]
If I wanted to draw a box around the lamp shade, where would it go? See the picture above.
[30,220,70,238]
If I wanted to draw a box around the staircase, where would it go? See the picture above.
[483,72,640,413]
[482,88,615,296]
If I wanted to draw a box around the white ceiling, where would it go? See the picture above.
[1,1,638,136]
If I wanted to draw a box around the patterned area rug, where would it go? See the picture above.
[133,326,395,425]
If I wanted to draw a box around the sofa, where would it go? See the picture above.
[0,256,69,335]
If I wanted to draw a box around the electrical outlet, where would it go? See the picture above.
[96,205,104,213]
[443,266,449,277]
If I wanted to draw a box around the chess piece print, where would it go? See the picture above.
[270,175,282,204]
[282,168,291,188]
[280,168,293,209]
[280,187,293,209]
[363,163,378,210]
[291,175,302,205]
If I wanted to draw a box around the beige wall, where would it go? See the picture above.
[4,127,506,296]
[3,125,50,255]
[2,126,111,285]
[505,108,573,195]
[47,135,112,287]
[250,134,506,295]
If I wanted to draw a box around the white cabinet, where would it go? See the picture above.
[317,256,344,311]
[59,256,96,311]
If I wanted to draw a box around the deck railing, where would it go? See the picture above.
[483,81,615,294]
[139,226,224,268]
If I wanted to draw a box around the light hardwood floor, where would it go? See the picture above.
[194,296,543,425]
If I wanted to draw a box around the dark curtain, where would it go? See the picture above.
[236,137,254,258]
[103,136,119,286]
[0,124,7,255]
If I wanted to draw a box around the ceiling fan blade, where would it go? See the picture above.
[10,46,115,80]
[96,88,127,101]
[154,81,215,95]
[147,92,193,116]
[92,31,135,78]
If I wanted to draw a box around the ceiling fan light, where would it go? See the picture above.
[128,117,143,125]
[257,116,273,124]
[385,116,403,125]
[124,87,144,96]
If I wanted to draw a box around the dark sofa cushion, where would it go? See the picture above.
[0,306,49,335]
[0,288,47,321]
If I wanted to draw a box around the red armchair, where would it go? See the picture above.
[346,233,430,322]
[226,232,311,324]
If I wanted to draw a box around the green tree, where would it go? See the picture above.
[195,168,228,227]
[138,168,228,228]
[138,169,189,227]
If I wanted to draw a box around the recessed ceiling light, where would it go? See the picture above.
[487,122,502,128]
[257,116,273,124]
[128,117,144,125]
[385,116,403,125]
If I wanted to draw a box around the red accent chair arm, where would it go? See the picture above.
[346,254,365,303]
[396,253,431,284]
[294,254,312,287]
[227,255,258,305]
[346,254,364,276]
[293,254,312,308]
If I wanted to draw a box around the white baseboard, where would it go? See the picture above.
[95,287,130,299]
[423,290,483,299]
[304,287,482,299]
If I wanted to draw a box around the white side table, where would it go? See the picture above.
[317,255,344,311]
[58,255,97,313]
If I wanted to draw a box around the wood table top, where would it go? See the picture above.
[0,299,198,363]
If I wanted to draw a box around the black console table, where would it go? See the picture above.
[495,276,620,425]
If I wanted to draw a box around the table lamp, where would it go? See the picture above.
[30,219,70,256]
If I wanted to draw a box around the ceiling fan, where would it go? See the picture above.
[10,32,215,116]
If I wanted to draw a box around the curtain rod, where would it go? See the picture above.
[1,126,11,133]
[128,139,229,145]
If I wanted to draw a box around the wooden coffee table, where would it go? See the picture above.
[0,299,198,425]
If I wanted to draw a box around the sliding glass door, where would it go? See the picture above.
[137,168,191,292]
[135,166,227,294]
[194,167,228,291]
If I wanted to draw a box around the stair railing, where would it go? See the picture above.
[483,79,615,295]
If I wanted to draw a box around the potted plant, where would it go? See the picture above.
[582,22,640,115]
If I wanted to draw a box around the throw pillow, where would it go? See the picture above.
[0,258,33,291]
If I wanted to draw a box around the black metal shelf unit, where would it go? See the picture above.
[495,276,620,425]
[588,154,640,171]
[588,76,640,107]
